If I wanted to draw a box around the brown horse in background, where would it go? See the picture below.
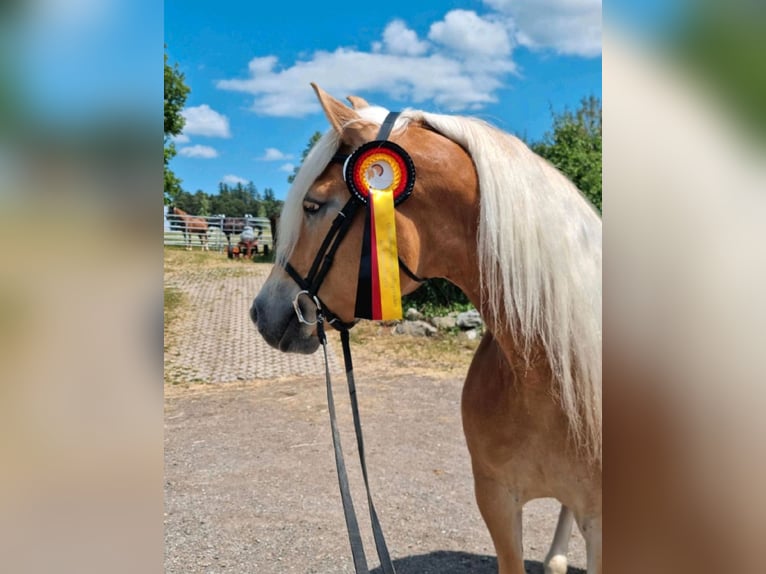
[171,206,209,251]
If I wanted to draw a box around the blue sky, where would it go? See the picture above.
[165,0,601,201]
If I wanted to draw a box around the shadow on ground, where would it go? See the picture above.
[370,551,586,573]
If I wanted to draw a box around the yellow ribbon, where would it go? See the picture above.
[370,188,402,320]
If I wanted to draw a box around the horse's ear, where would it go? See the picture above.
[346,95,370,110]
[311,83,376,147]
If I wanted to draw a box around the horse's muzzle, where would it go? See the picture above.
[251,291,320,354]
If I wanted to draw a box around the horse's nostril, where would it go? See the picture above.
[249,302,258,324]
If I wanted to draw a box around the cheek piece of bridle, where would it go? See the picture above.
[281,113,426,574]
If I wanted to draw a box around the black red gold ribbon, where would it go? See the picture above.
[344,141,415,320]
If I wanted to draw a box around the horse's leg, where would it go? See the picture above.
[184,230,191,251]
[543,505,574,574]
[573,512,601,574]
[582,514,602,574]
[463,333,526,574]
[472,473,525,574]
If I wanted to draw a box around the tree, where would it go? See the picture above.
[164,49,190,204]
[193,190,211,216]
[261,188,283,219]
[209,181,263,217]
[531,96,602,213]
[287,131,323,184]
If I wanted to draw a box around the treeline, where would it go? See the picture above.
[171,181,283,218]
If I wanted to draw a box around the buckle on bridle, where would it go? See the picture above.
[292,290,322,325]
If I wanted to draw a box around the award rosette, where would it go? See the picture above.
[344,141,415,320]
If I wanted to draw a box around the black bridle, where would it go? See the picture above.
[281,113,425,332]
[278,113,427,574]
[282,174,361,331]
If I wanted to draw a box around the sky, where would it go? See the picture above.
[165,0,601,201]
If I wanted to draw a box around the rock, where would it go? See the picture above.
[456,309,483,329]
[430,316,457,331]
[405,307,424,321]
[462,328,479,341]
[393,320,437,337]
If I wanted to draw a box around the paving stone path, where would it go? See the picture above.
[164,265,339,383]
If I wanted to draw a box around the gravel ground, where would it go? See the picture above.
[164,253,586,573]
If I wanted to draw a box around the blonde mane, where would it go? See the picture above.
[278,107,602,463]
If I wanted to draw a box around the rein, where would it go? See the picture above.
[281,113,427,573]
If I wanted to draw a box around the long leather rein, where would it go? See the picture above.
[279,114,426,573]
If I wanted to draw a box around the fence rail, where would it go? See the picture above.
[164,213,274,252]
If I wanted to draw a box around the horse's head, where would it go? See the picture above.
[251,84,479,354]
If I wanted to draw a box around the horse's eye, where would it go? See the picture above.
[302,200,323,215]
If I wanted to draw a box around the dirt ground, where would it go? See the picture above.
[164,251,586,573]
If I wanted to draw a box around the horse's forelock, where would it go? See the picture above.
[276,130,342,263]
[277,104,414,264]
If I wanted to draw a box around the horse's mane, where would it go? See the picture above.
[279,106,602,463]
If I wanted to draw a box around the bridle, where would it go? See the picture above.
[281,111,425,332]
[278,113,427,574]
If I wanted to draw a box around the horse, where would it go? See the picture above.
[169,206,209,251]
[250,84,602,574]
[216,214,255,247]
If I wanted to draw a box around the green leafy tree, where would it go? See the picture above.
[532,96,602,213]
[164,49,190,204]
[261,187,283,218]
[287,131,323,184]
[193,190,211,216]
[210,181,263,217]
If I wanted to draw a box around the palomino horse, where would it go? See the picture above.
[251,85,602,574]
[170,206,209,251]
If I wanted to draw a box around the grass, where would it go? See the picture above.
[164,247,272,274]
[163,286,184,348]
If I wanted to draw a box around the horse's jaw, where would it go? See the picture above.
[251,283,321,355]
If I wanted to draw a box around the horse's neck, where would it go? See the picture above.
[424,203,549,382]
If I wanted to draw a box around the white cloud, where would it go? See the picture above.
[378,20,429,56]
[181,104,231,138]
[217,13,515,118]
[172,134,190,144]
[178,145,218,159]
[216,4,598,118]
[279,163,296,174]
[259,148,294,161]
[482,0,601,57]
[428,10,512,58]
[221,174,249,185]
